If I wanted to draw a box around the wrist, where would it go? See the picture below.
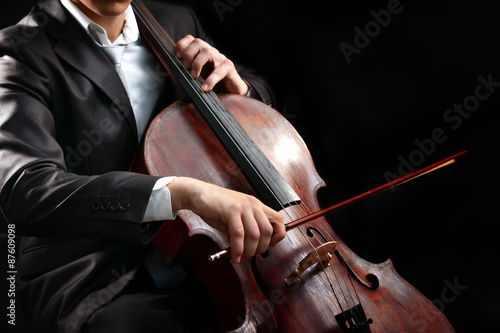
[166,177,185,212]
[224,75,250,96]
[237,78,250,96]
[167,177,201,212]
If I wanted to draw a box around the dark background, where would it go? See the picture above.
[1,0,499,332]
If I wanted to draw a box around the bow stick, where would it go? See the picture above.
[208,150,467,262]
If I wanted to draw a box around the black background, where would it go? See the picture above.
[1,0,499,332]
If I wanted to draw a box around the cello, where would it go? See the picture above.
[132,0,456,331]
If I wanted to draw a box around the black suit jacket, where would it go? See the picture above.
[0,0,273,331]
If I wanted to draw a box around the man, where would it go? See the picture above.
[0,0,286,331]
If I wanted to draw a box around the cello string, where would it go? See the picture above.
[311,228,360,318]
[295,226,345,311]
[133,0,358,316]
[311,227,357,311]
[336,248,363,305]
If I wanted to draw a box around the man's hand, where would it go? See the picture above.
[167,177,286,264]
[175,35,250,95]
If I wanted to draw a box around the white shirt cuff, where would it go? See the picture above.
[143,176,177,222]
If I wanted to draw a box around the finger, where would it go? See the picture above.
[189,48,216,79]
[240,209,260,261]
[201,58,234,92]
[265,208,286,247]
[252,207,274,255]
[179,38,210,70]
[226,214,245,264]
[175,34,195,59]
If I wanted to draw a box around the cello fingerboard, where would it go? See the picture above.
[132,0,301,210]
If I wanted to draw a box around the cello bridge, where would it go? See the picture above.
[284,241,337,286]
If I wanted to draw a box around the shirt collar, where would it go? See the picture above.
[60,0,139,46]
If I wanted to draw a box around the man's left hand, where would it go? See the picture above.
[175,34,250,95]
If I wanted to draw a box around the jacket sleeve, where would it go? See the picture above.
[0,37,162,245]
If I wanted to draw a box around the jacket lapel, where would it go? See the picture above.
[39,0,139,142]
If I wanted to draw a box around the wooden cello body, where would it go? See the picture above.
[131,1,455,331]
[139,94,454,332]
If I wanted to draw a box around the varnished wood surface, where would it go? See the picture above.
[142,94,455,332]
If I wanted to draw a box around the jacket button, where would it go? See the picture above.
[100,201,111,211]
[120,202,130,211]
[110,201,120,211]
[91,201,100,211]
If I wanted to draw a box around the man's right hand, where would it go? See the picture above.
[167,177,286,264]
